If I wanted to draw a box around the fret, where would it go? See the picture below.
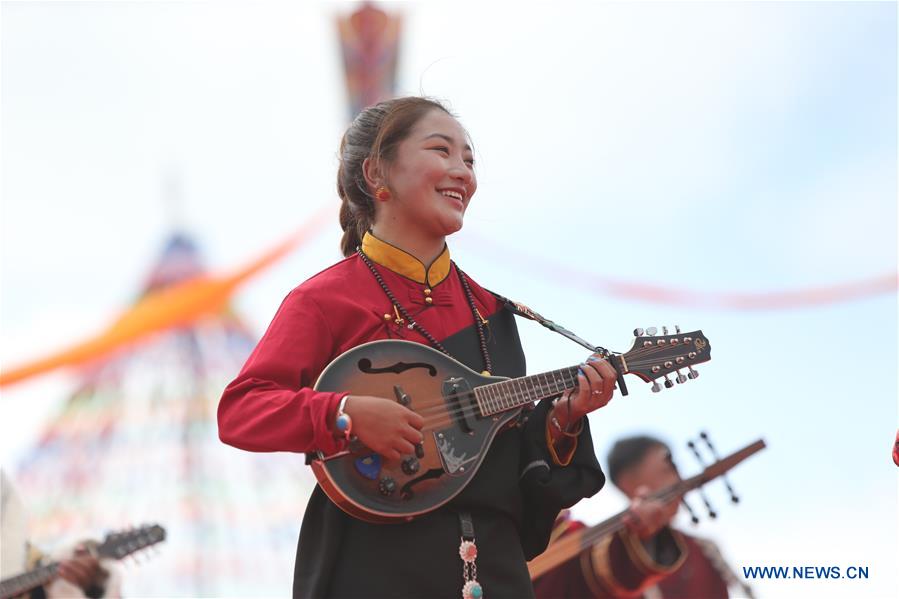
[514,378,526,406]
[553,369,568,393]
[512,379,522,408]
[562,367,577,389]
[489,385,499,414]
[544,371,557,396]
[481,385,493,415]
[525,377,538,404]
[499,381,511,411]
[547,372,558,395]
[473,387,485,415]
[517,378,529,404]
[509,380,520,409]
[490,383,502,413]
[536,373,548,399]
[544,370,556,394]
[557,369,571,392]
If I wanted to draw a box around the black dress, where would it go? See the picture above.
[294,307,605,599]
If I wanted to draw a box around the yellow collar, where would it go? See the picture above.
[361,232,451,286]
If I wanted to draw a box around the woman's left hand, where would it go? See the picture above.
[565,354,618,421]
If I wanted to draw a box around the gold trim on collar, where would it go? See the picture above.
[361,232,451,286]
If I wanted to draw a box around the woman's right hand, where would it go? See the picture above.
[341,395,425,461]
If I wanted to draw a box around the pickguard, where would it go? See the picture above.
[434,428,481,476]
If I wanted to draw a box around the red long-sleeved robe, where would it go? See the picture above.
[219,233,606,598]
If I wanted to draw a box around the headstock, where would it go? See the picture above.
[97,524,166,560]
[620,326,711,392]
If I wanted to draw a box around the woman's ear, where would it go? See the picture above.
[362,157,382,194]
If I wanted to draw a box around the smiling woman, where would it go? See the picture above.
[217,96,619,599]
[364,109,477,255]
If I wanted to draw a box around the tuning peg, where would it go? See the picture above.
[651,381,661,393]
[675,325,681,333]
[662,326,669,335]
[682,497,700,525]
[687,366,699,379]
[663,375,674,388]
[646,326,658,336]
[676,370,687,384]
[700,432,740,504]
[687,440,718,519]
[633,327,645,336]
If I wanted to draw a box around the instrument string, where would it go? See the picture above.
[346,337,709,436]
[397,346,709,425]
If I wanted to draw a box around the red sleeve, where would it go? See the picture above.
[218,287,347,455]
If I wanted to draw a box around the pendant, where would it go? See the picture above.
[459,539,482,599]
[462,580,483,599]
[459,540,477,563]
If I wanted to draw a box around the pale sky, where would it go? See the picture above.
[1,2,896,598]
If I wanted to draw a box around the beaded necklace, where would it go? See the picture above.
[357,248,493,376]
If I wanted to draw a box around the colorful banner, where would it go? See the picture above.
[466,231,896,309]
[0,205,333,388]
[337,2,401,118]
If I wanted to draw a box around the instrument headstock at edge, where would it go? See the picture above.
[618,326,711,393]
[97,524,166,560]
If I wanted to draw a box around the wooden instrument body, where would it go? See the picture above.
[311,340,516,523]
[310,326,712,524]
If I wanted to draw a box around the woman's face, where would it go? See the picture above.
[382,109,477,237]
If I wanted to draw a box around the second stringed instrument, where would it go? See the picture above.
[0,524,166,599]
[527,439,766,579]
[311,328,711,523]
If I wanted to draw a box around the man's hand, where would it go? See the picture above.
[57,545,105,592]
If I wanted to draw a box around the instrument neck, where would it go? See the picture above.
[474,366,582,416]
[0,562,58,599]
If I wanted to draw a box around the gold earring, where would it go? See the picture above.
[375,186,390,201]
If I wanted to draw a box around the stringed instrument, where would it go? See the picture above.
[311,328,711,523]
[527,439,766,579]
[0,524,166,599]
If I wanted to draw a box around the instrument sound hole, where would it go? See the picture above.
[357,358,437,376]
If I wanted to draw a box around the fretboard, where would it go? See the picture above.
[0,562,58,599]
[473,366,581,416]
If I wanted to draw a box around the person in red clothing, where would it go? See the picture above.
[532,435,751,599]
[218,96,620,599]
[892,429,899,466]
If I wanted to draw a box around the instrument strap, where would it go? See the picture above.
[488,290,629,395]
[487,290,607,355]
[458,511,475,541]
